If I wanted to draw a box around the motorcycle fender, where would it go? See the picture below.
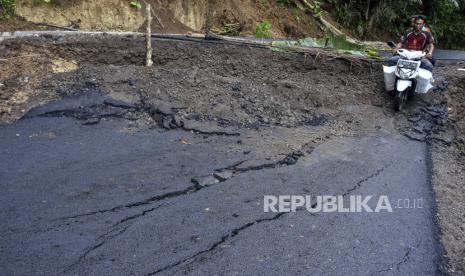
[396,79,412,92]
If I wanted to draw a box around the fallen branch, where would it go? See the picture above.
[313,52,320,66]
[33,23,78,32]
[298,0,361,45]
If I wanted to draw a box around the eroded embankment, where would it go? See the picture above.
[9,0,322,38]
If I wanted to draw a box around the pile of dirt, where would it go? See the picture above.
[0,43,59,122]
[6,0,322,38]
[442,67,465,137]
[430,63,465,275]
[0,34,382,126]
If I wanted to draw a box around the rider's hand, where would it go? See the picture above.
[392,48,398,54]
[426,52,433,59]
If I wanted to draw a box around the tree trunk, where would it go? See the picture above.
[365,0,371,20]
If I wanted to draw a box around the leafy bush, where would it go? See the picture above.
[431,0,465,49]
[328,0,465,49]
[293,9,303,23]
[129,0,141,9]
[277,0,296,7]
[308,0,322,17]
[1,0,15,20]
[255,20,273,38]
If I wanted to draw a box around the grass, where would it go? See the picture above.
[1,0,15,20]
[255,20,273,38]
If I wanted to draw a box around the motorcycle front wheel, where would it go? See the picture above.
[394,90,407,111]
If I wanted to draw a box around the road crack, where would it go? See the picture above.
[60,152,304,221]
[146,212,287,275]
[368,240,422,276]
[59,183,201,220]
[63,205,165,273]
[59,152,308,272]
[343,163,394,196]
[145,163,390,274]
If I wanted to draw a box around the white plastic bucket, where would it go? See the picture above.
[383,65,396,91]
[415,68,434,94]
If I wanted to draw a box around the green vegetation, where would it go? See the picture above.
[307,0,322,17]
[1,0,15,20]
[433,0,465,49]
[271,0,465,49]
[271,32,380,58]
[255,20,273,38]
[129,0,142,9]
[293,9,303,23]
[277,0,296,7]
[328,0,465,49]
[1,0,463,49]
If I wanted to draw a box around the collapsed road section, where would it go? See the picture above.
[1,33,464,275]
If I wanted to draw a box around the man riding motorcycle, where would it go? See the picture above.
[408,14,436,65]
[409,14,433,34]
[389,15,435,72]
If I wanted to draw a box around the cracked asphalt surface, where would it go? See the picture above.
[1,35,457,275]
[1,93,442,275]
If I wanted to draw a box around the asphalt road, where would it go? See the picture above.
[0,93,442,275]
[434,49,465,60]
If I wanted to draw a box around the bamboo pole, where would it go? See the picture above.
[146,3,153,67]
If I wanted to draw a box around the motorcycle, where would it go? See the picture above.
[383,49,434,111]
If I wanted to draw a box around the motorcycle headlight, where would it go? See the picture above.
[398,60,418,70]
[397,68,414,79]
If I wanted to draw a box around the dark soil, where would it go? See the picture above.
[430,64,465,275]
[0,15,47,32]
[0,34,384,126]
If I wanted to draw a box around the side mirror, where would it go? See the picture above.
[387,41,396,48]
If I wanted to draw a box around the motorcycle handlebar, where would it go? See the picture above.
[396,49,426,57]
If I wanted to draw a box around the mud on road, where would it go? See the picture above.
[0,34,464,274]
[0,34,385,126]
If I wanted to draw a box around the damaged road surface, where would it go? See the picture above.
[0,35,449,275]
[0,94,441,275]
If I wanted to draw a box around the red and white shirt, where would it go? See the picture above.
[400,31,435,51]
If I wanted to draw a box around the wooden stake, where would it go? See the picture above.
[146,3,153,67]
